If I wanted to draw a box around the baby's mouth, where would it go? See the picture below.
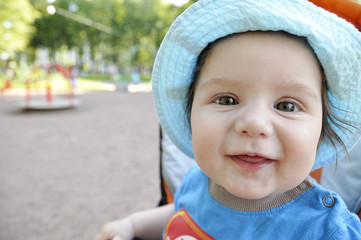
[229,154,275,172]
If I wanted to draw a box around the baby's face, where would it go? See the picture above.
[191,32,323,199]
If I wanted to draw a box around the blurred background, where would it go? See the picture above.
[0,0,195,89]
[0,0,195,239]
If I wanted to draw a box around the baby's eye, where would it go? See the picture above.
[274,101,298,112]
[216,96,238,105]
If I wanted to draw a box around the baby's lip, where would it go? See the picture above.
[228,153,276,171]
[232,153,274,163]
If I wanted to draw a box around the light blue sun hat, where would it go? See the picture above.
[152,0,361,170]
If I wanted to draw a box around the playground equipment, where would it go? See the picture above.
[0,68,14,93]
[18,64,79,110]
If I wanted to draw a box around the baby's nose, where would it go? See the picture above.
[234,104,273,138]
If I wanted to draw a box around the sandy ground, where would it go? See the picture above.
[0,89,161,240]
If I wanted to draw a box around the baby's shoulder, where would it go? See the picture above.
[301,184,361,239]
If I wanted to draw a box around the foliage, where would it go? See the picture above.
[28,0,186,73]
[0,0,38,59]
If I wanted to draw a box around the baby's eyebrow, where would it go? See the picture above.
[197,77,237,91]
[276,82,319,99]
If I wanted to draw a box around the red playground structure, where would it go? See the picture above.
[19,64,79,110]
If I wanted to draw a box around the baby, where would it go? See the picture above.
[95,0,361,239]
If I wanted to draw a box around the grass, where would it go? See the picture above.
[76,78,116,91]
[0,74,126,92]
[1,72,151,92]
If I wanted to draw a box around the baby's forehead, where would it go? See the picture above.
[209,31,316,59]
[200,32,322,75]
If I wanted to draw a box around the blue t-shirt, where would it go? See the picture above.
[164,165,361,240]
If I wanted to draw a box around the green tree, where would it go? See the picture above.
[113,0,179,69]
[30,0,92,60]
[0,0,38,59]
[28,0,187,73]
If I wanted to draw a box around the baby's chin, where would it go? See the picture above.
[228,190,275,200]
[223,182,288,200]
[226,181,307,201]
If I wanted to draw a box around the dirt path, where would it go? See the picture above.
[0,90,160,240]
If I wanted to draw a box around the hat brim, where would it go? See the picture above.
[152,0,361,170]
